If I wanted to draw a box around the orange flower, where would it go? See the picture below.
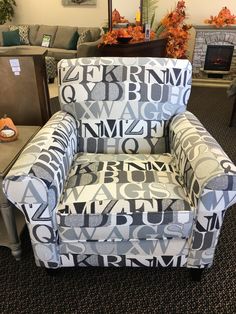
[205,7,236,27]
[100,26,155,46]
[159,0,191,58]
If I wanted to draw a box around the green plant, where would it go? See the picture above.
[0,0,16,25]
[142,0,159,29]
[101,19,109,34]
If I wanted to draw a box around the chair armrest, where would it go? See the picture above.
[77,38,102,57]
[169,111,236,208]
[169,111,236,268]
[3,111,77,268]
[3,111,78,224]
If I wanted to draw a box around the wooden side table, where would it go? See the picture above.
[99,38,167,57]
[0,125,40,260]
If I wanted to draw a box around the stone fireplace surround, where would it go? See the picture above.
[192,25,236,86]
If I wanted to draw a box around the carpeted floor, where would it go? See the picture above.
[0,86,236,314]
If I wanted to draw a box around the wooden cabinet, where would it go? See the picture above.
[0,48,51,126]
[99,38,167,57]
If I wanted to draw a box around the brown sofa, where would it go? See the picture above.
[0,24,102,60]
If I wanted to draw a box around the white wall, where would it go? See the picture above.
[13,0,108,27]
[13,0,236,27]
[156,0,236,25]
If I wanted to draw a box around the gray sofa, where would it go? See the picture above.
[0,24,102,60]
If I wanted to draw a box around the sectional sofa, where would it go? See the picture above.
[0,24,102,60]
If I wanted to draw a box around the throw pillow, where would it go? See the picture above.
[0,25,9,46]
[77,30,92,45]
[53,26,78,49]
[68,31,79,50]
[9,25,30,45]
[29,25,39,45]
[2,29,21,47]
[35,25,58,47]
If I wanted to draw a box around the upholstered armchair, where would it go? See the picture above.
[3,57,236,280]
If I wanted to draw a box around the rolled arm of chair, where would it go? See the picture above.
[3,111,78,224]
[3,111,77,268]
[169,111,236,268]
[77,38,102,57]
[169,111,236,208]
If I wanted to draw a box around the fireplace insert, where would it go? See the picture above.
[204,45,234,72]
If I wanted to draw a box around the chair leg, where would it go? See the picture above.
[229,97,236,127]
[45,268,60,276]
[48,77,55,84]
[190,268,204,282]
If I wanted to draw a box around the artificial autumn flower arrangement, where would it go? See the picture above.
[100,26,156,46]
[156,0,192,58]
[204,7,236,28]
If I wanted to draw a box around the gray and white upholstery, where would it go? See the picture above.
[45,56,57,82]
[3,57,236,272]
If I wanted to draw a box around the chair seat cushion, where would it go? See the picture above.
[59,238,189,268]
[57,153,194,241]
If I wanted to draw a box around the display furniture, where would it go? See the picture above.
[229,96,236,127]
[45,56,57,83]
[99,38,167,57]
[0,24,102,60]
[0,125,40,260]
[3,57,236,281]
[0,48,51,126]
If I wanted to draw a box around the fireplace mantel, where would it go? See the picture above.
[192,25,236,86]
[194,25,236,31]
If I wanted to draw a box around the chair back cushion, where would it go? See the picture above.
[58,57,192,154]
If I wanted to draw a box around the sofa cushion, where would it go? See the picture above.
[53,26,78,49]
[2,29,21,46]
[0,25,10,46]
[68,31,79,50]
[46,47,77,60]
[77,27,101,41]
[29,25,39,45]
[35,25,58,47]
[57,153,193,242]
[9,25,30,45]
[89,28,101,41]
[77,29,92,45]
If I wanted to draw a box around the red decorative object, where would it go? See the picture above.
[112,8,129,25]
[157,0,192,58]
[204,7,236,28]
[100,26,156,46]
[0,114,18,142]
[112,8,121,24]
